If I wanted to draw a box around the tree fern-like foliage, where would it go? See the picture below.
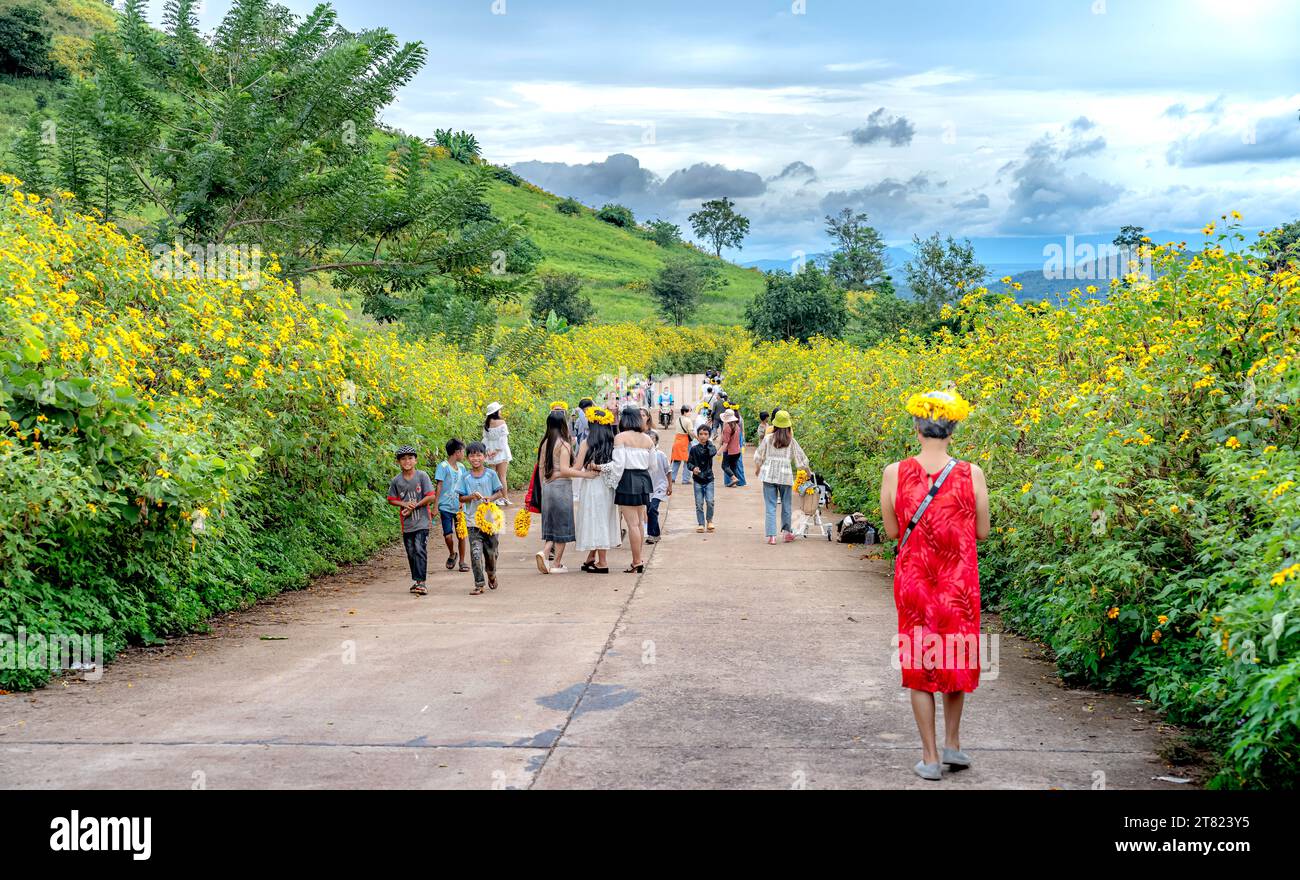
[432,128,482,164]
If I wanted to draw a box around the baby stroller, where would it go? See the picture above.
[792,467,834,541]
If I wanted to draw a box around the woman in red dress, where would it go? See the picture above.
[880,390,990,781]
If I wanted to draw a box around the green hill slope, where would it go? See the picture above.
[0,0,115,141]
[424,158,765,325]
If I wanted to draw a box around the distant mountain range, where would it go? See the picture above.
[740,250,1058,302]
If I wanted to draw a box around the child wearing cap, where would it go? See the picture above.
[387,445,436,595]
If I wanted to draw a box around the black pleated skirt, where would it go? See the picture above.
[614,469,653,506]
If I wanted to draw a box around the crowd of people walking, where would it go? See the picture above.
[385,370,825,595]
[385,375,990,782]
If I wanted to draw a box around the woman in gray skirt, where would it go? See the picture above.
[536,409,585,574]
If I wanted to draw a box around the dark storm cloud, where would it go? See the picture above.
[659,163,766,199]
[768,160,817,183]
[848,107,915,147]
[819,173,931,227]
[1167,113,1300,166]
[998,135,1120,232]
[510,153,660,203]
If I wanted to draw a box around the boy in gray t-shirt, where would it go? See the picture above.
[387,445,436,595]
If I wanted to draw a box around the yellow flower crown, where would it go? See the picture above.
[550,401,568,410]
[905,390,971,423]
[585,406,615,426]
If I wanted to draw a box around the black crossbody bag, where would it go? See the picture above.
[898,459,959,552]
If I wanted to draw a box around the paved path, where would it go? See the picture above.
[0,388,1197,789]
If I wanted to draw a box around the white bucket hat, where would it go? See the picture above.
[485,401,502,417]
[720,409,738,423]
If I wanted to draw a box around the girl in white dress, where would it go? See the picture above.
[575,411,620,573]
[482,402,513,506]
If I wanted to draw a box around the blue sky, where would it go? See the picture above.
[147,0,1300,261]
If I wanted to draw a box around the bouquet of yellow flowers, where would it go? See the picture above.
[455,510,468,539]
[475,500,505,535]
[904,389,971,423]
[514,507,531,538]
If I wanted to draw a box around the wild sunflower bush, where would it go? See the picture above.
[725,218,1299,788]
[0,173,715,689]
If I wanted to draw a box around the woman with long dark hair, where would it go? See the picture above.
[612,404,656,573]
[535,409,584,574]
[879,390,989,781]
[752,410,809,544]
[575,407,620,573]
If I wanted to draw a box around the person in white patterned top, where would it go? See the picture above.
[752,410,809,544]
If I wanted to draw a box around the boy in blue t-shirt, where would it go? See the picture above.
[458,441,505,595]
[434,438,470,572]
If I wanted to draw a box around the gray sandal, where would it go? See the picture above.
[942,748,972,769]
[914,760,942,781]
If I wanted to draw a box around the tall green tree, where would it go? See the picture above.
[825,208,892,292]
[645,218,681,248]
[689,196,749,257]
[1113,225,1146,251]
[1259,219,1300,274]
[529,273,594,326]
[745,264,848,343]
[903,232,987,311]
[0,4,61,78]
[649,259,715,326]
[37,0,530,319]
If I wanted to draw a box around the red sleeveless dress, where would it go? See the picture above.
[893,458,981,693]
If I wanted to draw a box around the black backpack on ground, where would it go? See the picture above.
[837,513,878,544]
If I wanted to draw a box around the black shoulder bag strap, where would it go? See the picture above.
[898,459,958,552]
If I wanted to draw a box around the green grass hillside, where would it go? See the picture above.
[419,156,765,325]
[480,173,765,324]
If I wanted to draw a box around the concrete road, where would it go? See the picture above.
[0,412,1197,789]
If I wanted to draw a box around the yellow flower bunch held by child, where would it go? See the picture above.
[475,500,505,535]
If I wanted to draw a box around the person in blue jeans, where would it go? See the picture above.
[688,425,717,533]
[753,410,809,544]
[732,409,748,486]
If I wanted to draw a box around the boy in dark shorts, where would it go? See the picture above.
[435,438,470,572]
